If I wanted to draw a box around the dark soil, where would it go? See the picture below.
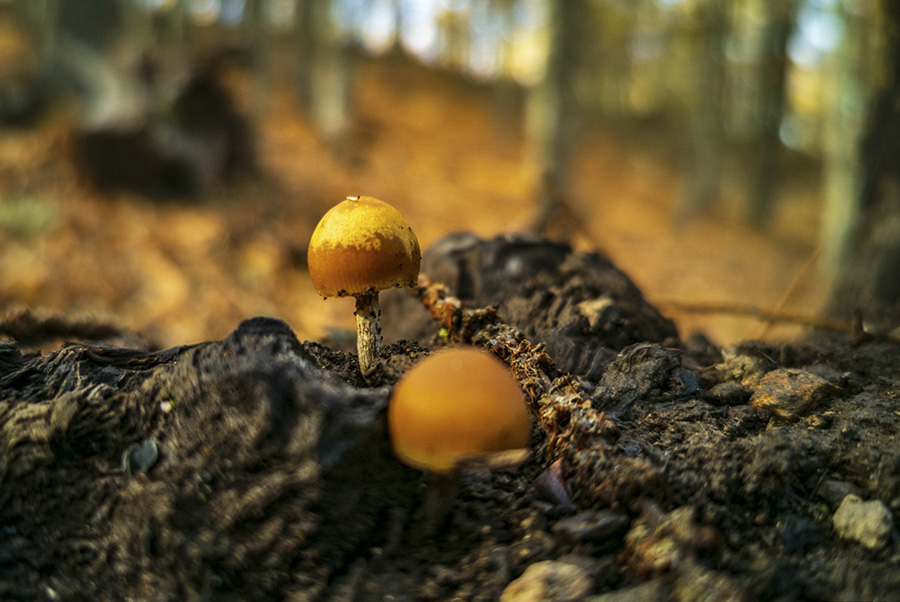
[2,234,899,602]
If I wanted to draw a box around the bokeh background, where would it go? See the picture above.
[0,0,897,348]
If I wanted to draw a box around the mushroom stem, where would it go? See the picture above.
[354,292,382,375]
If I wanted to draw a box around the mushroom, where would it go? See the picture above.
[308,196,421,376]
[388,346,532,534]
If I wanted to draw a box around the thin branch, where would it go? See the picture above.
[756,246,822,338]
[656,299,854,333]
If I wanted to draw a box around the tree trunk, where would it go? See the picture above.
[295,0,354,146]
[819,3,869,272]
[746,0,798,227]
[824,1,900,330]
[247,0,272,116]
[527,0,588,237]
[677,0,727,221]
[13,0,59,68]
[294,0,315,112]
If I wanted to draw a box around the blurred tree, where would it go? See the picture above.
[155,0,189,63]
[820,0,869,272]
[295,0,316,110]
[437,2,470,71]
[12,0,58,68]
[528,0,588,238]
[58,0,124,49]
[247,0,273,115]
[295,0,355,147]
[490,0,522,138]
[825,0,900,330]
[677,0,728,221]
[745,0,798,227]
[593,1,636,116]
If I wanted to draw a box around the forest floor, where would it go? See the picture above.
[1,236,898,602]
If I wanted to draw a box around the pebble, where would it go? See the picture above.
[673,559,745,602]
[716,348,777,389]
[804,363,851,388]
[749,368,837,422]
[552,510,631,543]
[122,439,159,476]
[832,494,894,550]
[815,478,863,510]
[624,504,722,578]
[777,515,823,553]
[708,382,752,406]
[500,560,593,602]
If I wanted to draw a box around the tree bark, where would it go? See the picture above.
[824,1,900,330]
[746,0,798,227]
[295,0,354,146]
[820,2,868,272]
[527,0,588,237]
[677,0,727,221]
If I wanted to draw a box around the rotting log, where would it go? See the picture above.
[0,317,416,600]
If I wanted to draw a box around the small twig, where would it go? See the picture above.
[757,247,822,339]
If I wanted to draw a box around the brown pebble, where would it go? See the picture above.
[500,560,593,602]
[749,368,837,422]
[552,510,631,543]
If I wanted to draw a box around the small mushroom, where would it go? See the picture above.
[307,196,421,376]
[122,438,159,476]
[388,347,532,534]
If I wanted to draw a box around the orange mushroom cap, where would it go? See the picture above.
[388,347,532,473]
[307,196,421,298]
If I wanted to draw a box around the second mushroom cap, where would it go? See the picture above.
[388,347,532,473]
